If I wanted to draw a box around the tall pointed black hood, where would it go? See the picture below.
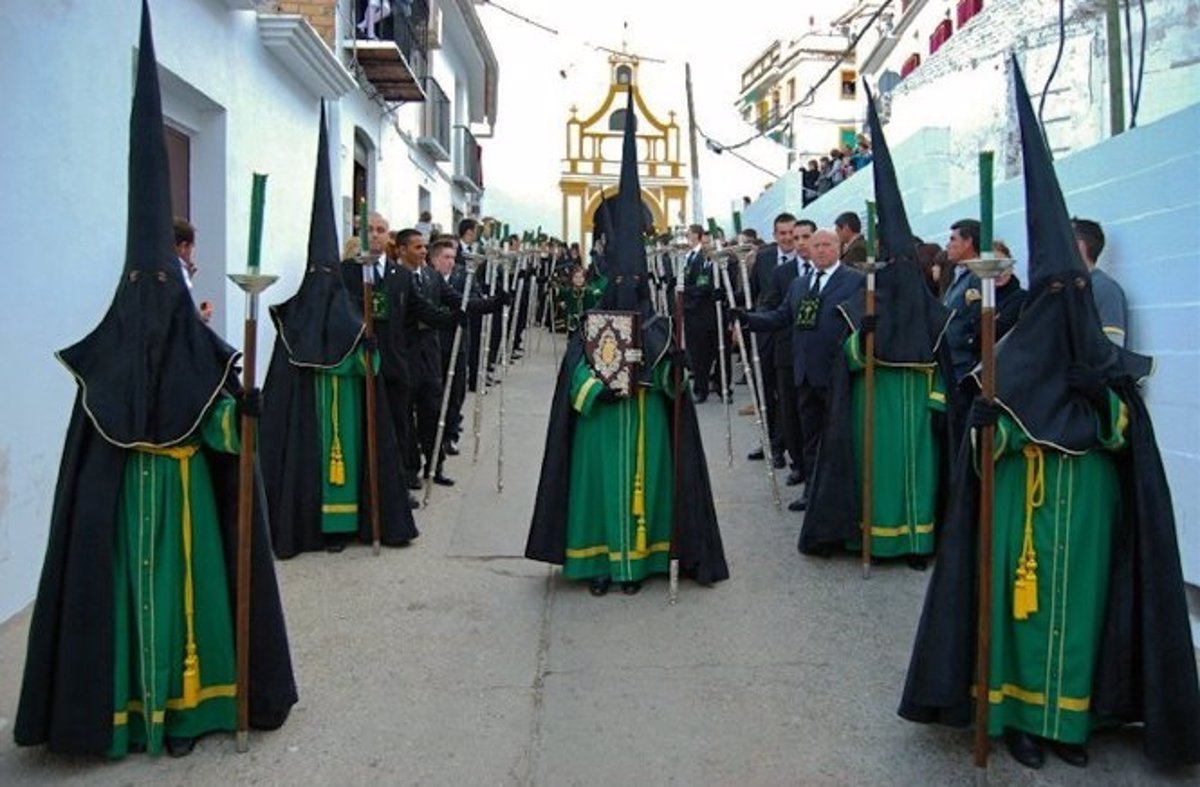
[599,87,651,312]
[57,0,238,448]
[839,83,950,363]
[269,102,364,367]
[988,57,1150,452]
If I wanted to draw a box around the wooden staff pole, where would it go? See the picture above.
[861,201,878,580]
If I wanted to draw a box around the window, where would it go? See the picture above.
[839,127,857,150]
[957,0,983,28]
[840,70,857,99]
[608,109,627,131]
[164,126,190,220]
[930,19,953,54]
[900,53,921,78]
[615,65,632,85]
[788,77,796,103]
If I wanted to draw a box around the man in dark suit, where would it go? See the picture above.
[765,218,816,488]
[747,212,798,467]
[735,229,865,511]
[399,231,503,486]
[836,211,868,266]
[682,224,718,402]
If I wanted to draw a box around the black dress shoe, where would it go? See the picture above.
[433,474,455,487]
[165,736,196,758]
[907,556,929,571]
[407,476,423,491]
[620,581,642,595]
[747,448,765,461]
[695,393,708,403]
[127,740,147,754]
[325,540,346,553]
[588,577,612,597]
[787,498,807,512]
[1004,729,1044,769]
[408,495,421,509]
[1048,740,1088,767]
[444,442,461,456]
[771,454,787,469]
[786,470,805,486]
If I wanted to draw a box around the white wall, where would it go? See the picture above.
[745,103,1200,594]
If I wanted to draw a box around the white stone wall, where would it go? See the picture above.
[0,0,490,622]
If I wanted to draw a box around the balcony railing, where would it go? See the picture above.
[452,125,483,193]
[350,0,429,102]
[417,76,451,161]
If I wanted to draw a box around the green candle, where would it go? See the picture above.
[358,198,368,254]
[733,211,743,234]
[979,150,994,252]
[247,173,267,273]
[865,200,876,259]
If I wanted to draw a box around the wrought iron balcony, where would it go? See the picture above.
[350,0,429,102]
[417,76,451,161]
[452,125,483,194]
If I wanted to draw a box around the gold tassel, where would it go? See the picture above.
[633,389,648,554]
[180,452,201,708]
[329,376,346,485]
[1013,444,1044,620]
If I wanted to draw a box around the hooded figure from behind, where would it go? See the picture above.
[526,87,728,596]
[800,83,955,564]
[15,1,296,757]
[898,58,1199,769]
[260,103,419,558]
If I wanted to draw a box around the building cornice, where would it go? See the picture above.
[258,13,356,99]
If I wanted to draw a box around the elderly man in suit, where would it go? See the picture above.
[734,229,865,511]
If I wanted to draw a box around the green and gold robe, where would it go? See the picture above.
[563,359,674,582]
[315,348,376,534]
[844,332,946,557]
[985,392,1127,743]
[110,397,241,757]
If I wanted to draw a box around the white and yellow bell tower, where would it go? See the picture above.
[559,52,688,252]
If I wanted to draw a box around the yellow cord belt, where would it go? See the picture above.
[329,375,346,485]
[631,388,648,554]
[1014,444,1044,620]
[143,443,203,708]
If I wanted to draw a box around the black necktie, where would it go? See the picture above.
[801,260,812,278]
[810,269,825,295]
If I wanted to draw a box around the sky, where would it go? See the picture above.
[476,0,851,238]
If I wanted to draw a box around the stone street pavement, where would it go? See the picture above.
[0,332,1194,786]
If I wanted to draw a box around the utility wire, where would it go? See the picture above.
[697,0,895,154]
[1038,0,1066,131]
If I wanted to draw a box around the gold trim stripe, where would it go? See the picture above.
[573,377,602,412]
[982,683,1089,712]
[322,503,358,514]
[867,523,934,537]
[113,684,237,725]
[565,541,671,561]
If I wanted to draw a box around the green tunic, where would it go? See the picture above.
[558,277,607,333]
[316,348,376,534]
[110,397,240,757]
[563,359,675,582]
[844,333,945,557]
[985,392,1127,743]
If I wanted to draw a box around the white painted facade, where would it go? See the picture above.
[848,0,1200,210]
[734,30,863,168]
[0,0,497,622]
[743,103,1200,631]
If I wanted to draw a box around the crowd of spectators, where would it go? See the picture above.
[801,134,873,206]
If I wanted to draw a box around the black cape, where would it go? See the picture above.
[260,339,418,558]
[15,385,298,755]
[526,319,729,585]
[897,380,1200,764]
